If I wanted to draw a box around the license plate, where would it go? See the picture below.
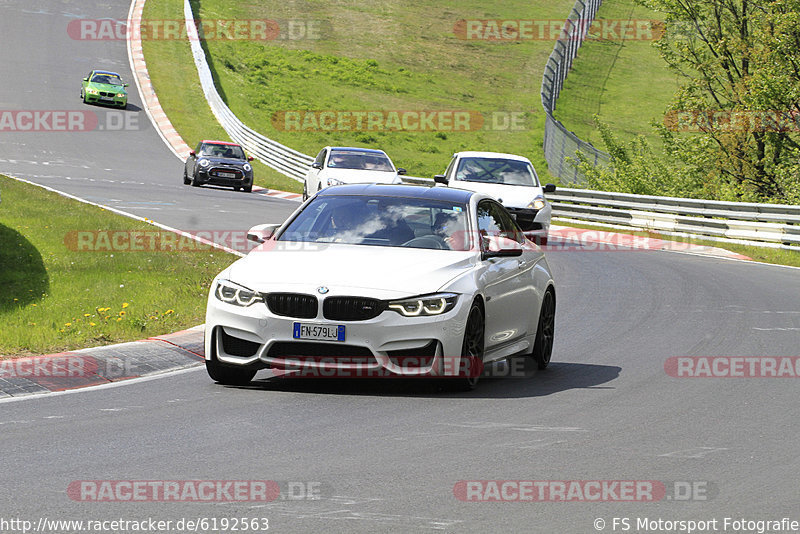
[293,323,345,342]
[216,171,236,178]
[100,96,114,101]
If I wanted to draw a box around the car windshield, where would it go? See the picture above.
[199,144,245,159]
[327,150,394,172]
[455,157,538,186]
[92,74,122,85]
[278,195,471,251]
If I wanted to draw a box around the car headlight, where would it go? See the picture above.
[116,93,126,98]
[528,196,546,210]
[243,163,252,172]
[214,279,263,307]
[388,293,458,317]
[328,177,345,186]
[87,88,98,95]
[198,158,210,167]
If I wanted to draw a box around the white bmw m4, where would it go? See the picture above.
[204,183,556,390]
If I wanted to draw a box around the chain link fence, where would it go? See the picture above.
[541,0,611,185]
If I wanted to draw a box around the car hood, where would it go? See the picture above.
[321,167,400,184]
[87,82,126,92]
[225,242,475,300]
[199,157,247,166]
[449,181,542,208]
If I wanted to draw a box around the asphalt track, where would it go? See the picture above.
[1,0,799,532]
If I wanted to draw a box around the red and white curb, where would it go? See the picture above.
[0,327,205,399]
[127,0,193,161]
[252,186,303,201]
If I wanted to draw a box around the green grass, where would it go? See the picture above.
[142,0,580,187]
[0,175,236,357]
[553,0,679,149]
[553,219,800,268]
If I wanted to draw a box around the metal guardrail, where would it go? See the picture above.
[183,0,313,182]
[541,0,611,184]
[550,188,800,247]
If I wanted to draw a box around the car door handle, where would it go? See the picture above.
[518,260,527,269]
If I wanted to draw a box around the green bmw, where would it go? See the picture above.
[80,70,128,109]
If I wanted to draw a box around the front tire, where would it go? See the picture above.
[453,301,485,390]
[190,173,201,187]
[183,170,190,185]
[531,289,555,370]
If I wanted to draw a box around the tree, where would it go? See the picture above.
[628,0,800,201]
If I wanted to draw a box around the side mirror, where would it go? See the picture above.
[481,235,523,260]
[311,162,322,169]
[433,174,448,185]
[397,168,407,175]
[83,77,88,81]
[189,151,196,157]
[123,83,129,87]
[248,156,254,161]
[247,223,281,244]
[543,183,556,193]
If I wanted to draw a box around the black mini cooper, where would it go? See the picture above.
[184,140,254,192]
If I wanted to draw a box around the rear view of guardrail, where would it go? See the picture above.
[550,188,800,249]
[183,0,313,181]
[541,0,610,184]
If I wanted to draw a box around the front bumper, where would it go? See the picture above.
[204,292,472,378]
[197,167,253,188]
[84,93,127,107]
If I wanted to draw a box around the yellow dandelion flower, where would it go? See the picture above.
[65,322,72,327]
[89,322,96,326]
[122,303,129,309]
[164,309,174,315]
[116,317,122,322]
[84,313,91,317]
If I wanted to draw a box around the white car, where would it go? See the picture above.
[303,147,405,201]
[204,184,556,390]
[435,151,556,244]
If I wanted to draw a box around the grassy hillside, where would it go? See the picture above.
[142,0,578,187]
[552,0,678,149]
